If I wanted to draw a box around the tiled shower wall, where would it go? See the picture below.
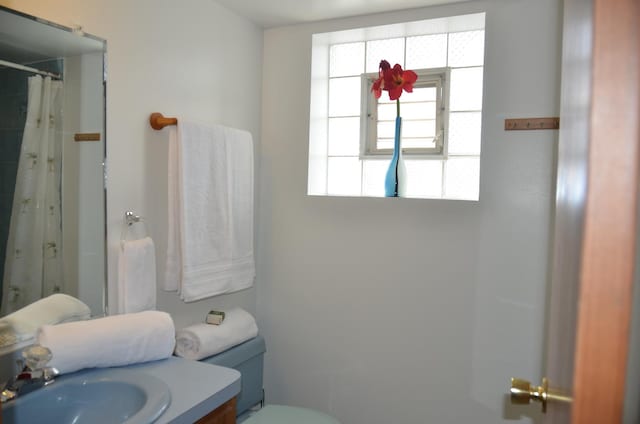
[0,59,63,303]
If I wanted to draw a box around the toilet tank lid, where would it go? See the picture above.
[201,335,266,368]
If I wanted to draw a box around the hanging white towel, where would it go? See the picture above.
[37,311,175,374]
[174,308,258,360]
[118,237,157,313]
[165,126,181,292]
[165,120,254,302]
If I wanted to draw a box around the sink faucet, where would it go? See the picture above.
[1,345,59,403]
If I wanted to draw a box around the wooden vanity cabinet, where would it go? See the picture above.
[195,396,237,424]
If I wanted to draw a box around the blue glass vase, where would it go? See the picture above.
[384,116,406,197]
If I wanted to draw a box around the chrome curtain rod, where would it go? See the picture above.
[0,59,61,79]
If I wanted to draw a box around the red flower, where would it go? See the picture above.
[371,60,418,101]
[372,60,391,99]
[385,64,418,101]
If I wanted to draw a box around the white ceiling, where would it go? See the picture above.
[213,0,471,28]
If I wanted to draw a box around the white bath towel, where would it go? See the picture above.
[118,237,157,313]
[37,310,175,374]
[174,308,258,360]
[0,293,91,345]
[164,120,255,302]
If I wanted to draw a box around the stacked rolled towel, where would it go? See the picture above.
[175,308,258,360]
[0,294,91,347]
[37,310,175,374]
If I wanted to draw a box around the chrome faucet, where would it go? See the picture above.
[1,345,58,403]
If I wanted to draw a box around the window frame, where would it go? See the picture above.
[360,67,451,159]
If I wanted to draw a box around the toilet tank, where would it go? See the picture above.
[200,335,266,417]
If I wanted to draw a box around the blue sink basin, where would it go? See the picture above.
[2,368,171,424]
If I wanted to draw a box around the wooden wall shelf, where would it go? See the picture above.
[74,132,101,142]
[505,117,560,131]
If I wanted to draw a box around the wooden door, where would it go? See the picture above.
[544,0,640,423]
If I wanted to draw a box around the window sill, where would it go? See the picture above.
[307,193,479,202]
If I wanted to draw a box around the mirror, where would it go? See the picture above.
[0,7,107,328]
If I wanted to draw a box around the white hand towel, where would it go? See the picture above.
[164,126,181,292]
[174,308,258,360]
[118,237,157,313]
[0,293,91,343]
[165,120,255,301]
[37,310,175,374]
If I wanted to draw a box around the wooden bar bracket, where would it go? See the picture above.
[150,112,178,130]
[505,117,560,131]
[74,132,101,142]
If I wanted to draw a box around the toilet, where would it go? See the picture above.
[200,335,339,424]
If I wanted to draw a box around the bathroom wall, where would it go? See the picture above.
[0,0,263,327]
[61,52,105,315]
[259,0,560,423]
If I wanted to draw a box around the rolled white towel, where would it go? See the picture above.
[37,311,175,374]
[0,294,91,345]
[175,308,258,360]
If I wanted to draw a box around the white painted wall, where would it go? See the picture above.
[0,0,263,328]
[73,52,106,316]
[259,0,560,423]
[62,52,105,316]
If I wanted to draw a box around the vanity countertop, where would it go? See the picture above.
[126,356,241,423]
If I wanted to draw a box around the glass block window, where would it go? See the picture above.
[309,13,485,200]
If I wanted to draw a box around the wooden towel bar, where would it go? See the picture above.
[149,112,177,130]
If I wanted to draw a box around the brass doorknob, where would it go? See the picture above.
[510,377,572,413]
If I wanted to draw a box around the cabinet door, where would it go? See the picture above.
[195,397,237,424]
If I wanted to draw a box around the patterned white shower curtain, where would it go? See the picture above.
[1,75,64,314]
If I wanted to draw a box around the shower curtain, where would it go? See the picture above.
[1,75,64,315]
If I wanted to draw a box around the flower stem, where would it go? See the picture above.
[396,99,400,117]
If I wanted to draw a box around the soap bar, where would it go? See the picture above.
[206,310,225,325]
